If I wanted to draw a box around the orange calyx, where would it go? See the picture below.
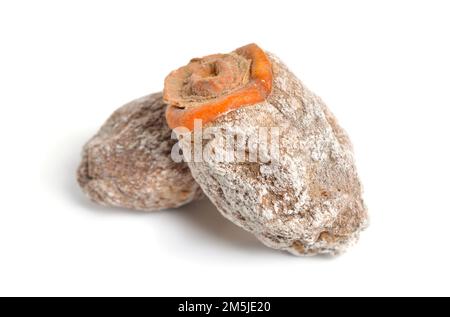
[163,43,273,130]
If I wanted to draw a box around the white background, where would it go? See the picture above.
[1,0,449,296]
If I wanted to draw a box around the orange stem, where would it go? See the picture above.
[164,43,273,130]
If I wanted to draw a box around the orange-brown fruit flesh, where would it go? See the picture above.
[164,43,273,130]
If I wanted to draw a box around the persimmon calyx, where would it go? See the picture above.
[163,43,273,130]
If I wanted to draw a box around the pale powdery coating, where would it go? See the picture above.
[178,54,368,255]
[77,92,203,211]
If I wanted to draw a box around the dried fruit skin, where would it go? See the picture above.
[165,45,368,255]
[77,92,203,211]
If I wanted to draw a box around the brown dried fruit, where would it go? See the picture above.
[77,92,203,211]
[164,44,368,255]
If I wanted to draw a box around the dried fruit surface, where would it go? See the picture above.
[176,53,368,255]
[77,92,203,211]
